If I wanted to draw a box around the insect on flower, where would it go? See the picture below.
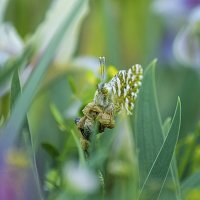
[75,57,143,154]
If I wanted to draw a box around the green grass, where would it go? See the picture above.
[0,0,200,200]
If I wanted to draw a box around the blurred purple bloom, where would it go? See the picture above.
[185,0,200,9]
[152,0,200,64]
[153,0,200,22]
[0,149,42,200]
[173,6,200,67]
[0,166,26,200]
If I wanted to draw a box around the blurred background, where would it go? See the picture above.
[1,0,200,199]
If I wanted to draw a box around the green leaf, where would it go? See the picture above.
[42,142,60,158]
[67,77,77,96]
[10,69,21,110]
[161,118,182,200]
[10,69,43,200]
[0,0,87,151]
[50,103,67,131]
[163,117,172,137]
[134,61,181,200]
[31,0,89,66]
[0,46,33,86]
[71,130,86,166]
[181,170,200,192]
[134,60,164,185]
[0,0,9,23]
[138,98,181,200]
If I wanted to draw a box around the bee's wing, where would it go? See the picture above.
[107,64,143,114]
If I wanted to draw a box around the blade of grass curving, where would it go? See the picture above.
[50,103,67,131]
[0,0,86,153]
[71,130,86,166]
[42,142,60,158]
[138,98,181,200]
[23,125,44,200]
[50,103,86,165]
[10,70,43,199]
[161,117,182,200]
[134,61,181,200]
[0,46,33,86]
[163,118,172,136]
[10,69,21,110]
[134,60,164,186]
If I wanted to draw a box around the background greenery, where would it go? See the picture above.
[0,0,200,199]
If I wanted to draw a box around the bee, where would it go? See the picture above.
[75,57,143,154]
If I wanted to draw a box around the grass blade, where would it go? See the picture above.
[181,170,200,192]
[134,61,181,199]
[134,60,164,186]
[138,98,181,200]
[0,0,86,153]
[10,69,21,109]
[161,117,182,200]
[71,130,86,166]
[0,46,33,86]
[10,70,44,199]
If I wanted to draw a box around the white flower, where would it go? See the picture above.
[0,23,24,66]
[63,162,99,193]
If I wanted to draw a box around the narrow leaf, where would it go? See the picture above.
[138,99,181,200]
[134,60,164,186]
[0,0,86,153]
[163,117,172,136]
[71,130,86,166]
[10,69,21,110]
[134,61,181,200]
[162,118,182,200]
[42,143,60,158]
[10,69,43,199]
[50,103,67,131]
[0,46,33,86]
[181,170,200,191]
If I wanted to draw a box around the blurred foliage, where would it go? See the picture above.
[0,0,200,200]
[5,0,51,37]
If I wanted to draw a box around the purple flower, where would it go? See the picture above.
[173,6,200,67]
[152,0,200,64]
[0,149,42,200]
[184,0,200,9]
[0,166,26,200]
